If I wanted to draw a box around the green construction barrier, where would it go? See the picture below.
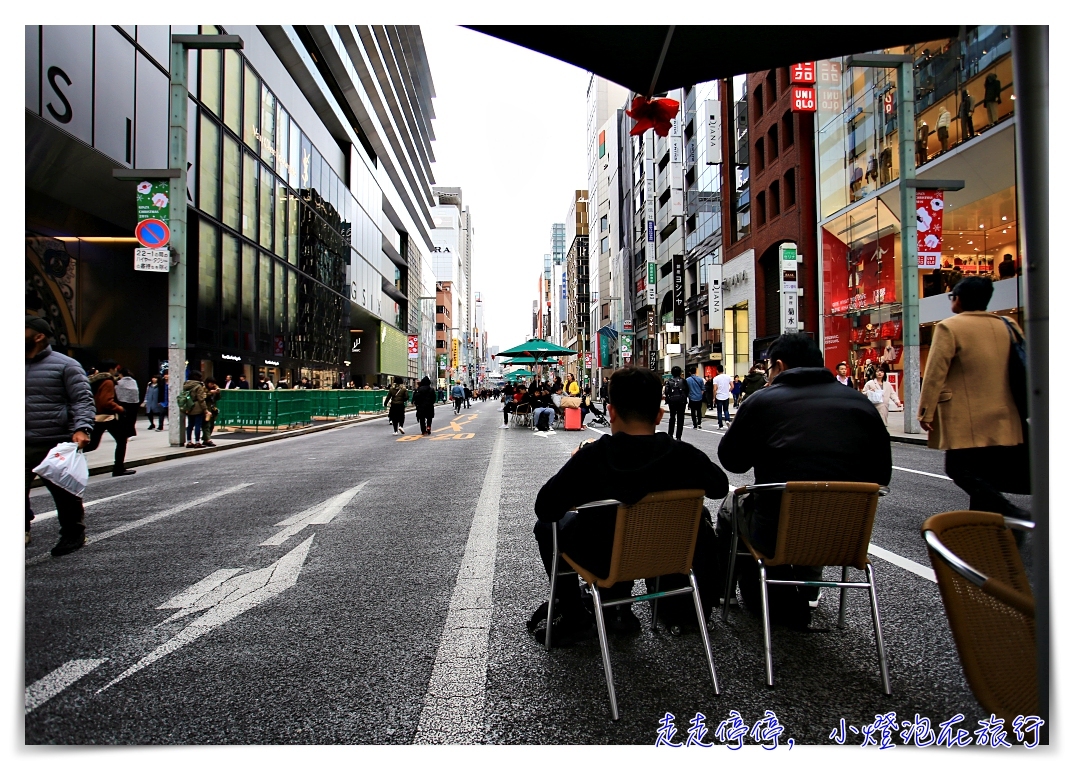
[215,390,313,429]
[307,390,365,419]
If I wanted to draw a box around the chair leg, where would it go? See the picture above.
[865,563,892,696]
[590,584,619,720]
[837,566,849,630]
[546,525,560,650]
[689,571,720,697]
[650,576,660,631]
[758,561,774,687]
[721,511,739,622]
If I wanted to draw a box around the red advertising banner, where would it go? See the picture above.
[916,190,944,270]
[822,229,897,315]
[790,62,816,84]
[791,87,816,112]
[407,334,419,359]
[584,351,593,369]
[823,314,851,372]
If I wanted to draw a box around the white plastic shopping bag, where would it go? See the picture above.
[32,442,89,498]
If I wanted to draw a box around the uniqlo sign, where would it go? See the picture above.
[791,87,816,112]
[790,62,816,84]
[916,190,944,270]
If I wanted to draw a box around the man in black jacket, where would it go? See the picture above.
[532,366,729,644]
[717,333,891,624]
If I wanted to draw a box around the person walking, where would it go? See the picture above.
[181,370,209,448]
[451,381,466,415]
[862,369,901,426]
[237,375,251,390]
[712,364,733,428]
[703,375,714,413]
[202,377,221,447]
[25,316,95,555]
[662,366,688,440]
[464,385,472,409]
[686,365,706,430]
[87,359,135,477]
[387,377,409,435]
[731,375,743,407]
[741,362,768,403]
[114,367,140,440]
[144,375,162,430]
[835,361,855,388]
[223,374,236,389]
[918,277,1030,524]
[500,382,516,429]
[413,376,436,435]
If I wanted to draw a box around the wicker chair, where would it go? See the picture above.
[547,489,719,720]
[721,481,891,693]
[922,511,1037,724]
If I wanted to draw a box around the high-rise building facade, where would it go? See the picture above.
[564,190,589,380]
[549,222,567,345]
[26,25,441,388]
[430,186,475,385]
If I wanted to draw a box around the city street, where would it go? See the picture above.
[25,399,1022,745]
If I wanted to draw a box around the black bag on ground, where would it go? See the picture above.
[644,508,721,631]
[535,410,552,432]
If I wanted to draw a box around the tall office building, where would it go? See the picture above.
[549,222,567,345]
[431,186,475,385]
[26,25,440,388]
[564,190,589,381]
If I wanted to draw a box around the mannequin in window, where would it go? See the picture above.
[936,105,951,152]
[959,89,975,140]
[984,73,1002,126]
[879,143,893,185]
[866,153,878,184]
[915,120,929,166]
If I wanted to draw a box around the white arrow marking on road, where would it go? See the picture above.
[97,535,315,693]
[260,481,369,546]
[26,658,108,713]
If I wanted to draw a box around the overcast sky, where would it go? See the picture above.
[421,25,590,353]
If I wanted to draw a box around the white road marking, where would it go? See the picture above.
[893,466,951,480]
[25,658,108,713]
[260,481,369,546]
[98,535,315,693]
[30,490,140,522]
[868,543,937,583]
[26,484,251,566]
[414,426,505,744]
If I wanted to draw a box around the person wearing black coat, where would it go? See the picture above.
[412,376,436,435]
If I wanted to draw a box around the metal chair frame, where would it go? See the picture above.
[923,516,1035,590]
[546,493,720,721]
[513,403,533,427]
[721,482,892,694]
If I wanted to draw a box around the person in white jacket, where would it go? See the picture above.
[862,369,901,425]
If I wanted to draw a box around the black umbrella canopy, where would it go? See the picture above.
[467,25,960,96]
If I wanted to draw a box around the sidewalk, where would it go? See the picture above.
[701,403,928,445]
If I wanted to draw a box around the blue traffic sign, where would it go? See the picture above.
[135,218,171,248]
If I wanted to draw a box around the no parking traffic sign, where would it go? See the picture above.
[135,219,171,248]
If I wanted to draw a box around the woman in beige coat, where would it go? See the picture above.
[917,277,1028,519]
[862,369,902,425]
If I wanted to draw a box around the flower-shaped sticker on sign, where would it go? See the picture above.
[137,181,152,194]
[152,192,169,209]
[930,197,944,212]
[916,207,932,232]
[924,234,940,249]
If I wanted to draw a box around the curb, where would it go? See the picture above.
[33,404,444,487]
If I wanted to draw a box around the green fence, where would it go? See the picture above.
[216,389,388,429]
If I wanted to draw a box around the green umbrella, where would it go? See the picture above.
[494,340,577,358]
[499,356,560,365]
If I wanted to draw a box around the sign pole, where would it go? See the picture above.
[167,38,189,447]
[895,59,922,435]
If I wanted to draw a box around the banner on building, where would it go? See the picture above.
[407,335,419,359]
[648,349,658,371]
[621,332,633,364]
[780,243,799,333]
[790,62,816,83]
[916,190,944,269]
[672,254,686,327]
[791,88,816,112]
[584,351,593,370]
[451,337,459,368]
[670,187,684,217]
[708,264,723,330]
[702,100,722,166]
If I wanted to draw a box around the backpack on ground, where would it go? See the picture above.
[176,388,195,414]
[535,409,552,432]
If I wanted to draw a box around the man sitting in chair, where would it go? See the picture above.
[716,333,892,627]
[531,366,729,645]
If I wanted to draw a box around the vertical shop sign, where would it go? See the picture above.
[780,243,799,333]
[407,335,419,359]
[621,332,633,364]
[708,263,723,331]
[672,254,686,327]
[669,94,684,216]
[451,337,459,368]
[916,190,944,269]
[704,100,722,165]
[648,349,658,371]
[790,62,816,83]
[584,351,593,370]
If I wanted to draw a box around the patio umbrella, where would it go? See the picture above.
[494,340,577,358]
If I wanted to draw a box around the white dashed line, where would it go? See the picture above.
[893,466,951,480]
[26,658,108,713]
[30,490,140,522]
[868,543,937,582]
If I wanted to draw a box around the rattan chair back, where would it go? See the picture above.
[768,482,880,569]
[603,489,706,586]
[922,511,1036,723]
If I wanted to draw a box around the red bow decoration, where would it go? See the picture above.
[626,96,680,137]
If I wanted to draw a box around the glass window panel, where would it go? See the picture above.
[288,268,297,335]
[243,64,259,152]
[200,49,221,116]
[198,115,220,217]
[276,260,286,336]
[259,164,273,248]
[276,104,289,178]
[198,220,218,328]
[310,147,322,198]
[242,150,257,238]
[300,133,311,191]
[274,180,286,258]
[221,232,240,348]
[260,84,275,164]
[322,156,332,206]
[287,191,299,265]
[242,243,256,350]
[222,135,240,230]
[223,49,242,134]
[289,118,300,189]
[260,253,272,335]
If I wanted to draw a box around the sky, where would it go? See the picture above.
[420,26,590,354]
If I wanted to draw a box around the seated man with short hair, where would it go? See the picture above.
[717,333,892,627]
[531,366,729,645]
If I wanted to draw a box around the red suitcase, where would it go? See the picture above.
[564,407,583,431]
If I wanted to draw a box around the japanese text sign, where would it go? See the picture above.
[790,62,816,84]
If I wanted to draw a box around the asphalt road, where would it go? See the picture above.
[25,399,1029,745]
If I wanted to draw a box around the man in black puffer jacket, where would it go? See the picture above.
[25,316,95,556]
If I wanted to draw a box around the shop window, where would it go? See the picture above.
[260,252,272,337]
[198,115,220,218]
[198,220,219,342]
[275,259,286,336]
[769,181,780,219]
[766,69,777,108]
[260,85,276,165]
[767,125,779,163]
[243,64,259,152]
[287,269,297,342]
[274,180,286,259]
[200,49,221,117]
[241,243,256,350]
[222,135,240,230]
[756,191,767,225]
[784,169,796,208]
[782,110,794,150]
[752,84,763,121]
[223,49,242,135]
[221,233,240,348]
[242,150,257,238]
[754,138,765,170]
[287,191,299,265]
[259,164,273,248]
